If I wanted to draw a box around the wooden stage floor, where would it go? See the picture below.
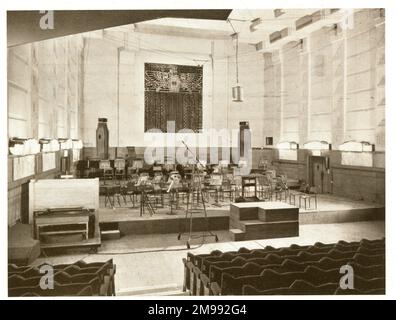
[99,194,384,227]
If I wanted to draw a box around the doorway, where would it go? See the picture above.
[308,156,329,194]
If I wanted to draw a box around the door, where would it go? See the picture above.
[310,156,326,193]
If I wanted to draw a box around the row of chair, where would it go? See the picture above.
[9,259,116,297]
[182,238,385,295]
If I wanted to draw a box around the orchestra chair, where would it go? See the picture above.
[299,186,318,210]
[99,160,114,184]
[101,185,126,208]
[220,178,234,202]
[257,175,271,200]
[288,181,309,205]
[272,175,289,202]
[114,158,126,182]
[100,185,114,207]
[152,174,165,208]
[241,176,258,200]
[127,159,144,178]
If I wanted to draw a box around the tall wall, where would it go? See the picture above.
[263,9,385,151]
[263,9,385,204]
[7,35,84,226]
[81,31,265,149]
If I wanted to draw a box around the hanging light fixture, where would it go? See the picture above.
[228,19,244,102]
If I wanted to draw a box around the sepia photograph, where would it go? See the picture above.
[4,3,392,301]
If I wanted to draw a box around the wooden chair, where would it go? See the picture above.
[220,179,234,202]
[299,186,318,210]
[99,160,113,183]
[114,158,126,181]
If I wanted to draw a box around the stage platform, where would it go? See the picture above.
[8,224,40,265]
[8,194,384,264]
[98,194,384,236]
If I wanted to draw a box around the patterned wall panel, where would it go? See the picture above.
[144,63,202,132]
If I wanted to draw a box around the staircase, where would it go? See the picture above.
[230,202,299,241]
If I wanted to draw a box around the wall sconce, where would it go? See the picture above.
[302,140,331,150]
[339,141,375,152]
[59,138,73,150]
[276,141,299,150]
[40,138,60,152]
[72,139,83,150]
[9,138,40,155]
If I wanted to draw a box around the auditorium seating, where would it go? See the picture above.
[8,259,116,297]
[182,238,385,295]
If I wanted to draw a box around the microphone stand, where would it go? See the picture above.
[177,140,218,248]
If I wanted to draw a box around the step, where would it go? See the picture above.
[258,207,299,222]
[101,229,121,240]
[229,228,245,242]
[244,220,299,240]
[230,205,258,226]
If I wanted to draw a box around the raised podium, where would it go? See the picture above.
[230,201,299,241]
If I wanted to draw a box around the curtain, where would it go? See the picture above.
[144,91,202,132]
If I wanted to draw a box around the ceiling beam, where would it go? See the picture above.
[255,9,348,53]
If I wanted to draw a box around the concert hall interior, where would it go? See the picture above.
[7,9,386,296]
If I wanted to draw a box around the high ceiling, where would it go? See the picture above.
[8,9,350,51]
[134,9,349,51]
[7,10,232,47]
[137,9,318,43]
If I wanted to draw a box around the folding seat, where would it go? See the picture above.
[336,240,361,248]
[356,246,385,256]
[305,245,334,254]
[8,264,31,274]
[73,259,114,269]
[300,266,340,286]
[312,242,333,248]
[284,251,324,263]
[311,257,350,271]
[354,276,385,292]
[360,238,385,249]
[252,253,284,265]
[8,274,35,288]
[237,247,252,254]
[290,244,311,251]
[348,262,385,280]
[201,254,238,275]
[206,257,247,280]
[188,250,223,268]
[326,249,356,260]
[334,287,385,295]
[274,259,309,273]
[267,247,302,257]
[13,267,41,278]
[242,280,339,295]
[209,262,265,290]
[353,253,385,266]
[9,277,101,297]
[220,268,301,295]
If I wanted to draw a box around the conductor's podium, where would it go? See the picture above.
[230,202,299,241]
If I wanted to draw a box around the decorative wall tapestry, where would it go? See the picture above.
[144,63,203,132]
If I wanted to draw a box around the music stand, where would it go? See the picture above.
[177,141,218,249]
[166,171,182,215]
